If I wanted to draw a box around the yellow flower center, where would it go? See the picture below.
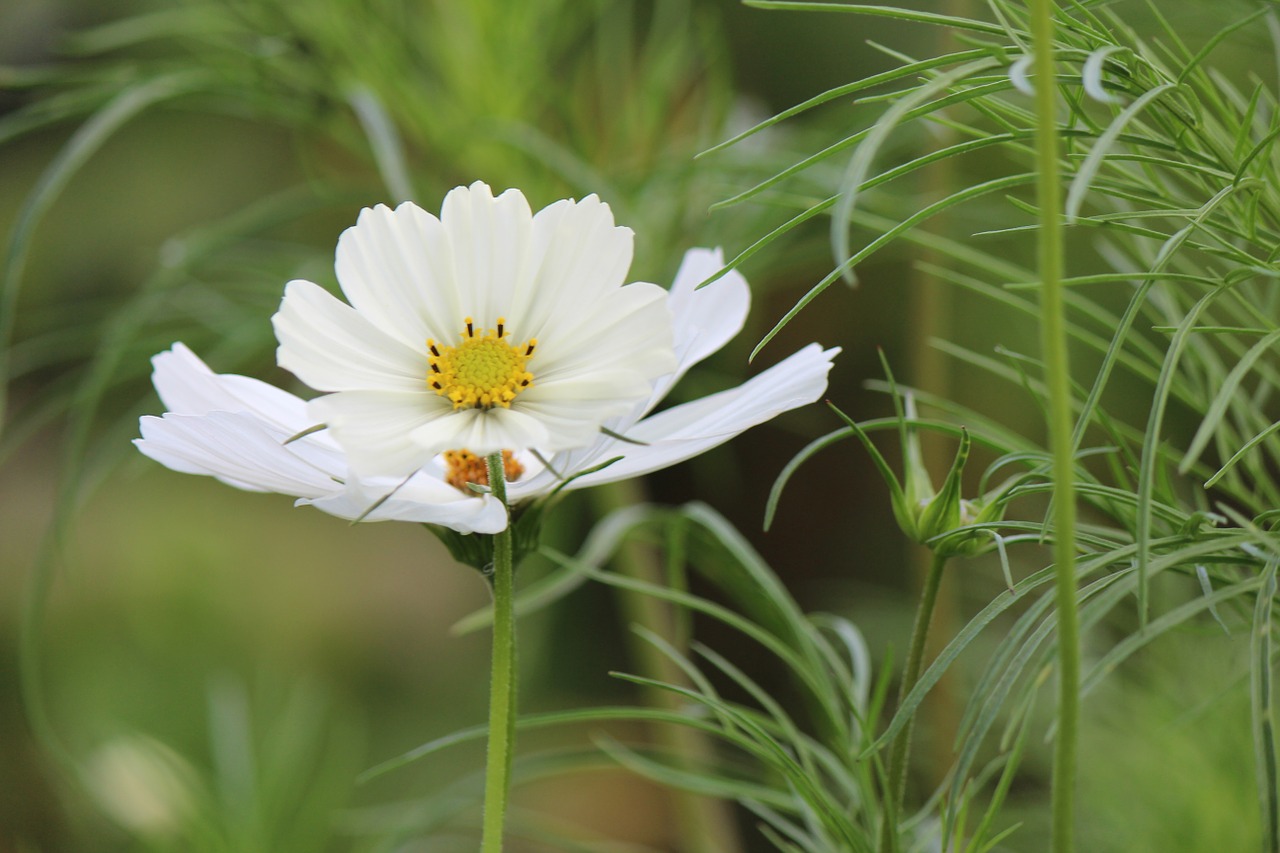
[427,317,536,410]
[442,449,524,493]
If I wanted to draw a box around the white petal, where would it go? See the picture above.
[549,249,748,444]
[550,344,839,491]
[515,194,635,340]
[334,201,460,348]
[529,281,674,380]
[307,389,451,478]
[150,343,318,436]
[138,338,524,532]
[649,248,751,409]
[269,188,705,483]
[506,250,749,500]
[438,182,536,327]
[274,280,428,393]
[409,405,551,459]
[512,281,677,449]
[136,411,345,497]
[302,470,508,533]
[503,399,627,458]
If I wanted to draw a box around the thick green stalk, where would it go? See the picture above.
[879,550,948,853]
[479,453,516,853]
[1028,3,1080,852]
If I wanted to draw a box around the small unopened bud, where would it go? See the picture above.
[832,388,1012,559]
[927,494,1010,557]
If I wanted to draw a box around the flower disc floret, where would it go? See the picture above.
[428,318,535,410]
[442,449,524,492]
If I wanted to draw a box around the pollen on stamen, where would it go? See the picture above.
[426,318,536,410]
[442,449,524,493]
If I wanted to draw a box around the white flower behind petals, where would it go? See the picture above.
[273,181,678,480]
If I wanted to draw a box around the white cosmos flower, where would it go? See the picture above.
[272,181,679,480]
[135,244,837,535]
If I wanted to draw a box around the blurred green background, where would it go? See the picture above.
[0,1,1264,850]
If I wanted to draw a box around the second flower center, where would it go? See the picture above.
[427,317,536,410]
[442,449,524,493]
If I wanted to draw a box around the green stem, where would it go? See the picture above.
[480,453,516,853]
[1029,3,1079,852]
[879,550,948,853]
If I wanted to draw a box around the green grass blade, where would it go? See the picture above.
[1254,559,1280,853]
[1180,328,1280,473]
[698,48,993,158]
[1064,82,1177,223]
[751,173,1035,360]
[741,2,1008,36]
[346,85,417,203]
[830,58,1001,280]
[1,71,208,435]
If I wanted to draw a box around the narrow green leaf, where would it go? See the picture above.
[697,48,992,158]
[358,705,737,784]
[751,173,1034,360]
[1,71,209,434]
[1253,559,1280,853]
[1181,329,1280,473]
[595,735,796,810]
[450,560,589,636]
[1135,285,1235,625]
[1174,7,1270,85]
[741,1,1007,35]
[1206,421,1280,489]
[830,58,1001,281]
[346,85,417,203]
[1064,83,1176,223]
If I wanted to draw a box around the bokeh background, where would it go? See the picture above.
[0,1,1262,851]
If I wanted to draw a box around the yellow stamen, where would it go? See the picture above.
[442,449,524,493]
[427,317,535,409]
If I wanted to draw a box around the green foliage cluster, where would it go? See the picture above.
[4,0,1280,851]
[693,1,1280,850]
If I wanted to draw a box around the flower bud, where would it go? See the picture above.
[834,391,1010,558]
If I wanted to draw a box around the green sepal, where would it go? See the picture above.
[929,497,1004,557]
[893,378,935,518]
[1178,509,1224,538]
[926,478,1017,557]
[424,501,545,576]
[826,401,917,539]
[426,523,494,571]
[915,426,971,544]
